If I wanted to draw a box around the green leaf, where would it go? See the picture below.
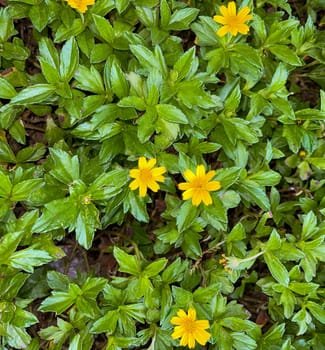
[38,37,59,70]
[88,169,127,200]
[161,258,187,284]
[15,144,46,163]
[268,45,302,66]
[10,84,56,105]
[38,291,75,314]
[113,247,141,276]
[125,189,149,222]
[130,44,155,70]
[268,63,289,93]
[75,203,100,249]
[156,104,188,124]
[307,301,325,324]
[194,284,220,303]
[236,180,270,211]
[214,167,242,190]
[160,0,171,28]
[0,231,23,265]
[201,196,227,231]
[49,148,80,184]
[47,271,70,291]
[11,179,43,202]
[166,8,199,30]
[90,310,119,333]
[0,77,17,99]
[9,248,53,273]
[173,46,197,81]
[0,140,16,162]
[0,171,12,197]
[59,37,79,81]
[143,258,167,277]
[118,96,146,110]
[5,324,33,349]
[176,200,198,233]
[248,171,281,186]
[264,252,290,286]
[74,65,105,94]
[0,271,29,299]
[181,230,202,258]
[308,157,325,170]
[32,198,78,233]
[29,4,49,32]
[301,211,318,240]
[92,14,114,43]
[109,59,129,99]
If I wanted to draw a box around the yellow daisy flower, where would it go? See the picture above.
[64,0,95,13]
[171,307,211,349]
[213,1,253,37]
[129,157,166,197]
[178,165,221,206]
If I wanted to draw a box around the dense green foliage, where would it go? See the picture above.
[0,0,324,349]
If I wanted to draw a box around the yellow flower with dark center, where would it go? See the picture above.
[129,157,166,197]
[64,0,95,13]
[171,307,211,349]
[178,165,221,206]
[213,1,253,37]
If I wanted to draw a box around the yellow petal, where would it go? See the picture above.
[153,175,165,183]
[183,169,196,182]
[195,320,210,329]
[237,23,250,35]
[180,333,189,347]
[237,6,251,20]
[188,334,196,349]
[129,179,139,190]
[205,170,216,181]
[228,1,237,16]
[177,309,187,318]
[129,169,140,178]
[202,191,213,206]
[206,180,221,191]
[219,5,228,17]
[139,184,147,197]
[178,182,191,190]
[217,26,230,37]
[213,15,226,24]
[191,192,202,206]
[193,328,211,345]
[152,166,166,177]
[147,180,160,192]
[138,156,147,169]
[171,317,182,326]
[229,25,239,36]
[146,158,157,169]
[188,307,196,320]
[171,326,184,338]
[182,189,194,201]
[196,165,206,178]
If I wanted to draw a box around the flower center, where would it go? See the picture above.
[193,178,207,190]
[140,168,153,182]
[227,15,241,25]
[183,318,196,333]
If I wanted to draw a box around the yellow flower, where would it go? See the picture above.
[129,157,166,197]
[171,307,211,349]
[178,165,221,206]
[213,1,253,37]
[64,0,95,13]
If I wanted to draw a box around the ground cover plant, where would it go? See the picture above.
[0,0,324,349]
